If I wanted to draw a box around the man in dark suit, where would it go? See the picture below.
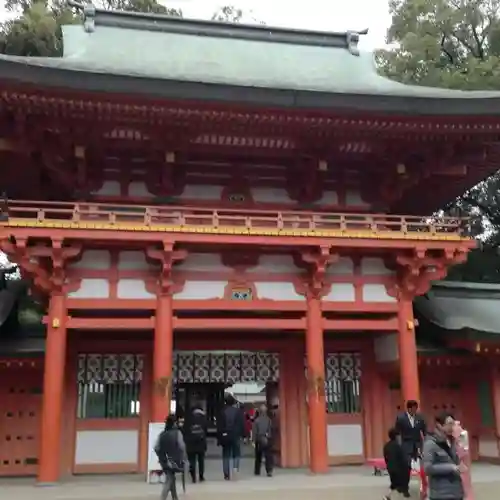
[394,400,427,498]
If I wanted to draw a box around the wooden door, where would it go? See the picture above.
[0,364,43,476]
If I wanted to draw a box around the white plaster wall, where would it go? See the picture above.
[252,188,293,204]
[479,438,499,458]
[128,181,153,198]
[360,257,393,275]
[327,257,354,275]
[345,190,370,208]
[118,251,152,270]
[250,255,299,273]
[174,281,226,299]
[75,430,139,464]
[324,284,355,302]
[178,184,224,200]
[91,180,121,196]
[69,250,111,270]
[117,279,155,299]
[69,279,110,298]
[327,424,364,456]
[362,284,396,302]
[313,190,339,205]
[374,334,399,362]
[254,282,304,301]
[175,253,226,272]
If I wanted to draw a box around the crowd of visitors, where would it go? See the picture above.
[154,394,472,500]
[154,392,275,499]
[384,400,471,500]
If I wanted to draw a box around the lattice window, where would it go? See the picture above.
[173,351,278,383]
[325,353,361,414]
[77,354,143,419]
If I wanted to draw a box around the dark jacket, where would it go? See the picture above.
[252,415,272,446]
[422,432,464,500]
[155,426,186,472]
[394,411,427,459]
[184,407,208,454]
[383,439,408,477]
[217,405,245,444]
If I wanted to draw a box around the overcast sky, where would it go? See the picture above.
[0,0,391,49]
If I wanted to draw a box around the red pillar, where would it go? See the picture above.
[152,293,174,422]
[397,296,420,405]
[305,295,328,473]
[38,293,67,484]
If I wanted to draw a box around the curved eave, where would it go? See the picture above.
[414,281,500,335]
[4,58,500,116]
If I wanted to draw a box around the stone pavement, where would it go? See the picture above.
[1,461,500,500]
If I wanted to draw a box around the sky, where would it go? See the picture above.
[0,0,392,49]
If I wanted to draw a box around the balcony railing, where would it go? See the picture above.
[0,200,467,240]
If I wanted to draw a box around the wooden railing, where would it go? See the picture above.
[0,200,467,239]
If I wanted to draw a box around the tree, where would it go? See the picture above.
[379,0,500,281]
[0,0,182,57]
[211,5,264,24]
[0,1,261,57]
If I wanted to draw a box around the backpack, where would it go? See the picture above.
[189,422,205,442]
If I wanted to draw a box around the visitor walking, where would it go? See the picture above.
[184,399,208,483]
[217,392,245,480]
[383,427,410,499]
[422,412,465,500]
[252,404,273,477]
[155,415,187,500]
[394,400,427,497]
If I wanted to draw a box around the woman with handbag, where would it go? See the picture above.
[252,404,273,477]
[155,415,187,500]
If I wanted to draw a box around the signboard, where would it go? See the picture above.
[147,422,164,483]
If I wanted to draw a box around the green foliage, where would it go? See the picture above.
[212,5,244,23]
[0,0,181,57]
[380,0,500,280]
[379,0,500,89]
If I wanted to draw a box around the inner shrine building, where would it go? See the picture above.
[2,4,500,483]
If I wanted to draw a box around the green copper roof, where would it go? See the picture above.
[415,281,500,334]
[2,4,500,114]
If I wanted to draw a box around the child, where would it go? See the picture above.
[383,427,410,500]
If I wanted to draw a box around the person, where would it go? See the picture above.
[252,404,273,477]
[383,427,410,500]
[394,400,427,497]
[217,392,245,480]
[155,414,187,500]
[184,399,208,483]
[422,412,465,500]
[452,420,472,500]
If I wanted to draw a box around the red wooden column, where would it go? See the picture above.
[152,293,174,422]
[38,293,67,484]
[489,364,500,456]
[397,295,420,405]
[305,294,328,473]
[147,242,186,423]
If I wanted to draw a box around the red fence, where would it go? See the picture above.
[0,200,465,236]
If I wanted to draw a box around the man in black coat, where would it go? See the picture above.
[183,400,208,483]
[394,400,427,498]
[217,393,246,480]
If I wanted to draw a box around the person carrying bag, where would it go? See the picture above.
[252,404,273,477]
[155,415,187,500]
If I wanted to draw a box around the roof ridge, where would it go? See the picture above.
[67,0,368,55]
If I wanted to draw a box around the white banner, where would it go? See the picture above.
[147,423,165,483]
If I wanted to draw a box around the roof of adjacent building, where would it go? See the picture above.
[414,281,500,335]
[2,3,500,114]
